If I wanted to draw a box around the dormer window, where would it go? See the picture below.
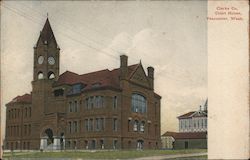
[92,83,101,88]
[68,83,84,95]
[72,84,83,94]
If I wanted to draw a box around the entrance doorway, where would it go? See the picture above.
[45,129,54,145]
[137,140,144,150]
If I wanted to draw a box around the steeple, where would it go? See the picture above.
[33,18,60,81]
[36,18,58,47]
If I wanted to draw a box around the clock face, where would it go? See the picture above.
[38,56,44,64]
[48,57,55,65]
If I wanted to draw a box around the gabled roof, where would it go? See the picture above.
[36,18,58,46]
[54,64,140,91]
[162,131,207,139]
[178,111,196,119]
[178,110,207,119]
[7,93,32,106]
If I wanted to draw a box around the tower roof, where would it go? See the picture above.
[36,18,58,46]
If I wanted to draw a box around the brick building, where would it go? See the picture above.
[4,18,161,150]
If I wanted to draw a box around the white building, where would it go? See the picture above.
[178,99,207,133]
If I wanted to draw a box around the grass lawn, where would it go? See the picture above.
[167,155,208,160]
[3,149,207,159]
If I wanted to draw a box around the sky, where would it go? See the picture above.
[1,1,207,138]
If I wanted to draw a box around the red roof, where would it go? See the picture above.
[178,111,195,119]
[7,93,32,105]
[54,64,139,90]
[162,131,207,139]
[178,111,207,119]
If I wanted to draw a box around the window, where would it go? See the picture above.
[68,122,72,133]
[25,108,28,117]
[11,109,14,119]
[85,119,89,131]
[96,118,100,131]
[17,126,19,136]
[73,121,77,133]
[24,125,27,135]
[85,98,89,109]
[67,141,71,148]
[133,120,139,131]
[14,109,16,118]
[86,96,104,109]
[95,118,104,131]
[91,140,96,149]
[72,84,82,94]
[89,119,93,131]
[38,72,44,80]
[29,108,31,117]
[101,118,105,131]
[48,72,55,79]
[54,89,64,97]
[74,101,78,112]
[113,140,118,149]
[113,118,118,131]
[92,83,101,88]
[113,96,117,109]
[69,102,73,112]
[28,124,31,135]
[90,97,94,109]
[73,141,77,149]
[140,121,145,132]
[96,96,104,108]
[131,94,147,113]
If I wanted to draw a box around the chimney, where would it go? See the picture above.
[120,55,128,79]
[147,66,154,89]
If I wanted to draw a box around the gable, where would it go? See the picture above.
[130,65,150,88]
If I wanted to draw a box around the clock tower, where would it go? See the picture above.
[32,18,60,117]
[33,18,60,81]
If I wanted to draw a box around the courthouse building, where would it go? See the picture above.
[5,19,161,150]
[161,100,207,149]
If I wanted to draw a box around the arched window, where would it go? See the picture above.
[140,121,145,132]
[48,71,55,79]
[37,72,44,80]
[133,120,139,131]
[131,94,147,113]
